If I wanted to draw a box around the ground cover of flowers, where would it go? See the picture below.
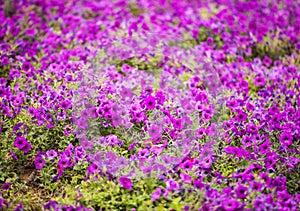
[0,0,300,210]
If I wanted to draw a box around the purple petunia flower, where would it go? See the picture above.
[166,179,180,191]
[193,179,204,189]
[21,142,32,153]
[259,141,270,154]
[87,163,98,175]
[235,185,248,199]
[44,200,59,210]
[148,124,161,140]
[264,155,276,168]
[120,87,132,99]
[279,132,293,147]
[34,155,46,170]
[251,181,263,192]
[253,197,264,210]
[206,123,218,137]
[46,150,58,161]
[14,203,24,211]
[235,111,248,123]
[151,188,162,201]
[0,198,9,210]
[1,183,10,190]
[180,173,192,184]
[60,100,71,110]
[74,146,86,162]
[58,156,72,170]
[196,127,205,139]
[127,142,137,151]
[181,160,194,171]
[119,176,132,190]
[254,76,266,87]
[0,87,6,97]
[80,139,93,150]
[201,158,212,169]
[22,61,32,72]
[144,95,156,110]
[222,199,240,211]
[14,137,26,150]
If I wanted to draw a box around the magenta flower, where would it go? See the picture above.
[87,163,98,175]
[14,137,26,150]
[180,173,192,184]
[46,150,57,161]
[74,146,86,162]
[193,179,204,189]
[151,188,162,201]
[34,156,46,170]
[144,95,156,110]
[251,181,263,192]
[181,160,194,171]
[222,199,240,211]
[119,176,132,190]
[120,87,132,99]
[196,127,205,139]
[254,76,266,87]
[58,156,72,170]
[253,198,264,210]
[263,56,272,67]
[201,158,212,169]
[235,185,248,199]
[21,141,31,153]
[0,87,7,97]
[172,118,183,130]
[259,142,270,155]
[206,123,218,137]
[60,100,71,110]
[201,148,214,159]
[148,125,161,139]
[279,132,293,147]
[111,114,122,127]
[22,61,32,72]
[235,111,247,122]
[1,183,10,190]
[166,179,180,191]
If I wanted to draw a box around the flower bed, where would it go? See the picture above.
[0,0,299,210]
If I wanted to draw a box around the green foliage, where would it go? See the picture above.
[55,175,205,211]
